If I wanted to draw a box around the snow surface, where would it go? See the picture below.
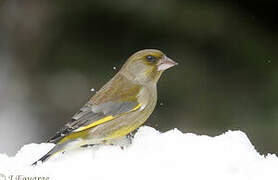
[0,126,277,180]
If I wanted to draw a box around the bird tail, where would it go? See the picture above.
[32,149,54,166]
[31,144,64,166]
[32,132,95,166]
[31,138,84,166]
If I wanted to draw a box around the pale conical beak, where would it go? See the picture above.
[157,56,178,71]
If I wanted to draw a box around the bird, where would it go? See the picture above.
[32,49,177,165]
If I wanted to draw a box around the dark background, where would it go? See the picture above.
[0,0,278,155]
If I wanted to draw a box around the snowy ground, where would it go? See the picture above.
[0,126,277,180]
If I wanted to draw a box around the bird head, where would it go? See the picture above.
[120,49,178,84]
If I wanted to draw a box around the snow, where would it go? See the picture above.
[0,126,277,180]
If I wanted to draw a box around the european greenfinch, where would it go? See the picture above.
[32,49,177,165]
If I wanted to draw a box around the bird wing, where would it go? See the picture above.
[47,75,142,143]
[47,100,141,143]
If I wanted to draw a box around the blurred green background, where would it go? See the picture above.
[0,0,278,155]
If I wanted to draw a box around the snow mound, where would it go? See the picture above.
[0,126,277,180]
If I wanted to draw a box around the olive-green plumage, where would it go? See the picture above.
[32,49,177,165]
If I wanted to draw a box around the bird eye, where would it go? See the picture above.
[146,55,157,63]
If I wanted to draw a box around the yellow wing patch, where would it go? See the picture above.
[74,115,114,132]
[74,103,142,133]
